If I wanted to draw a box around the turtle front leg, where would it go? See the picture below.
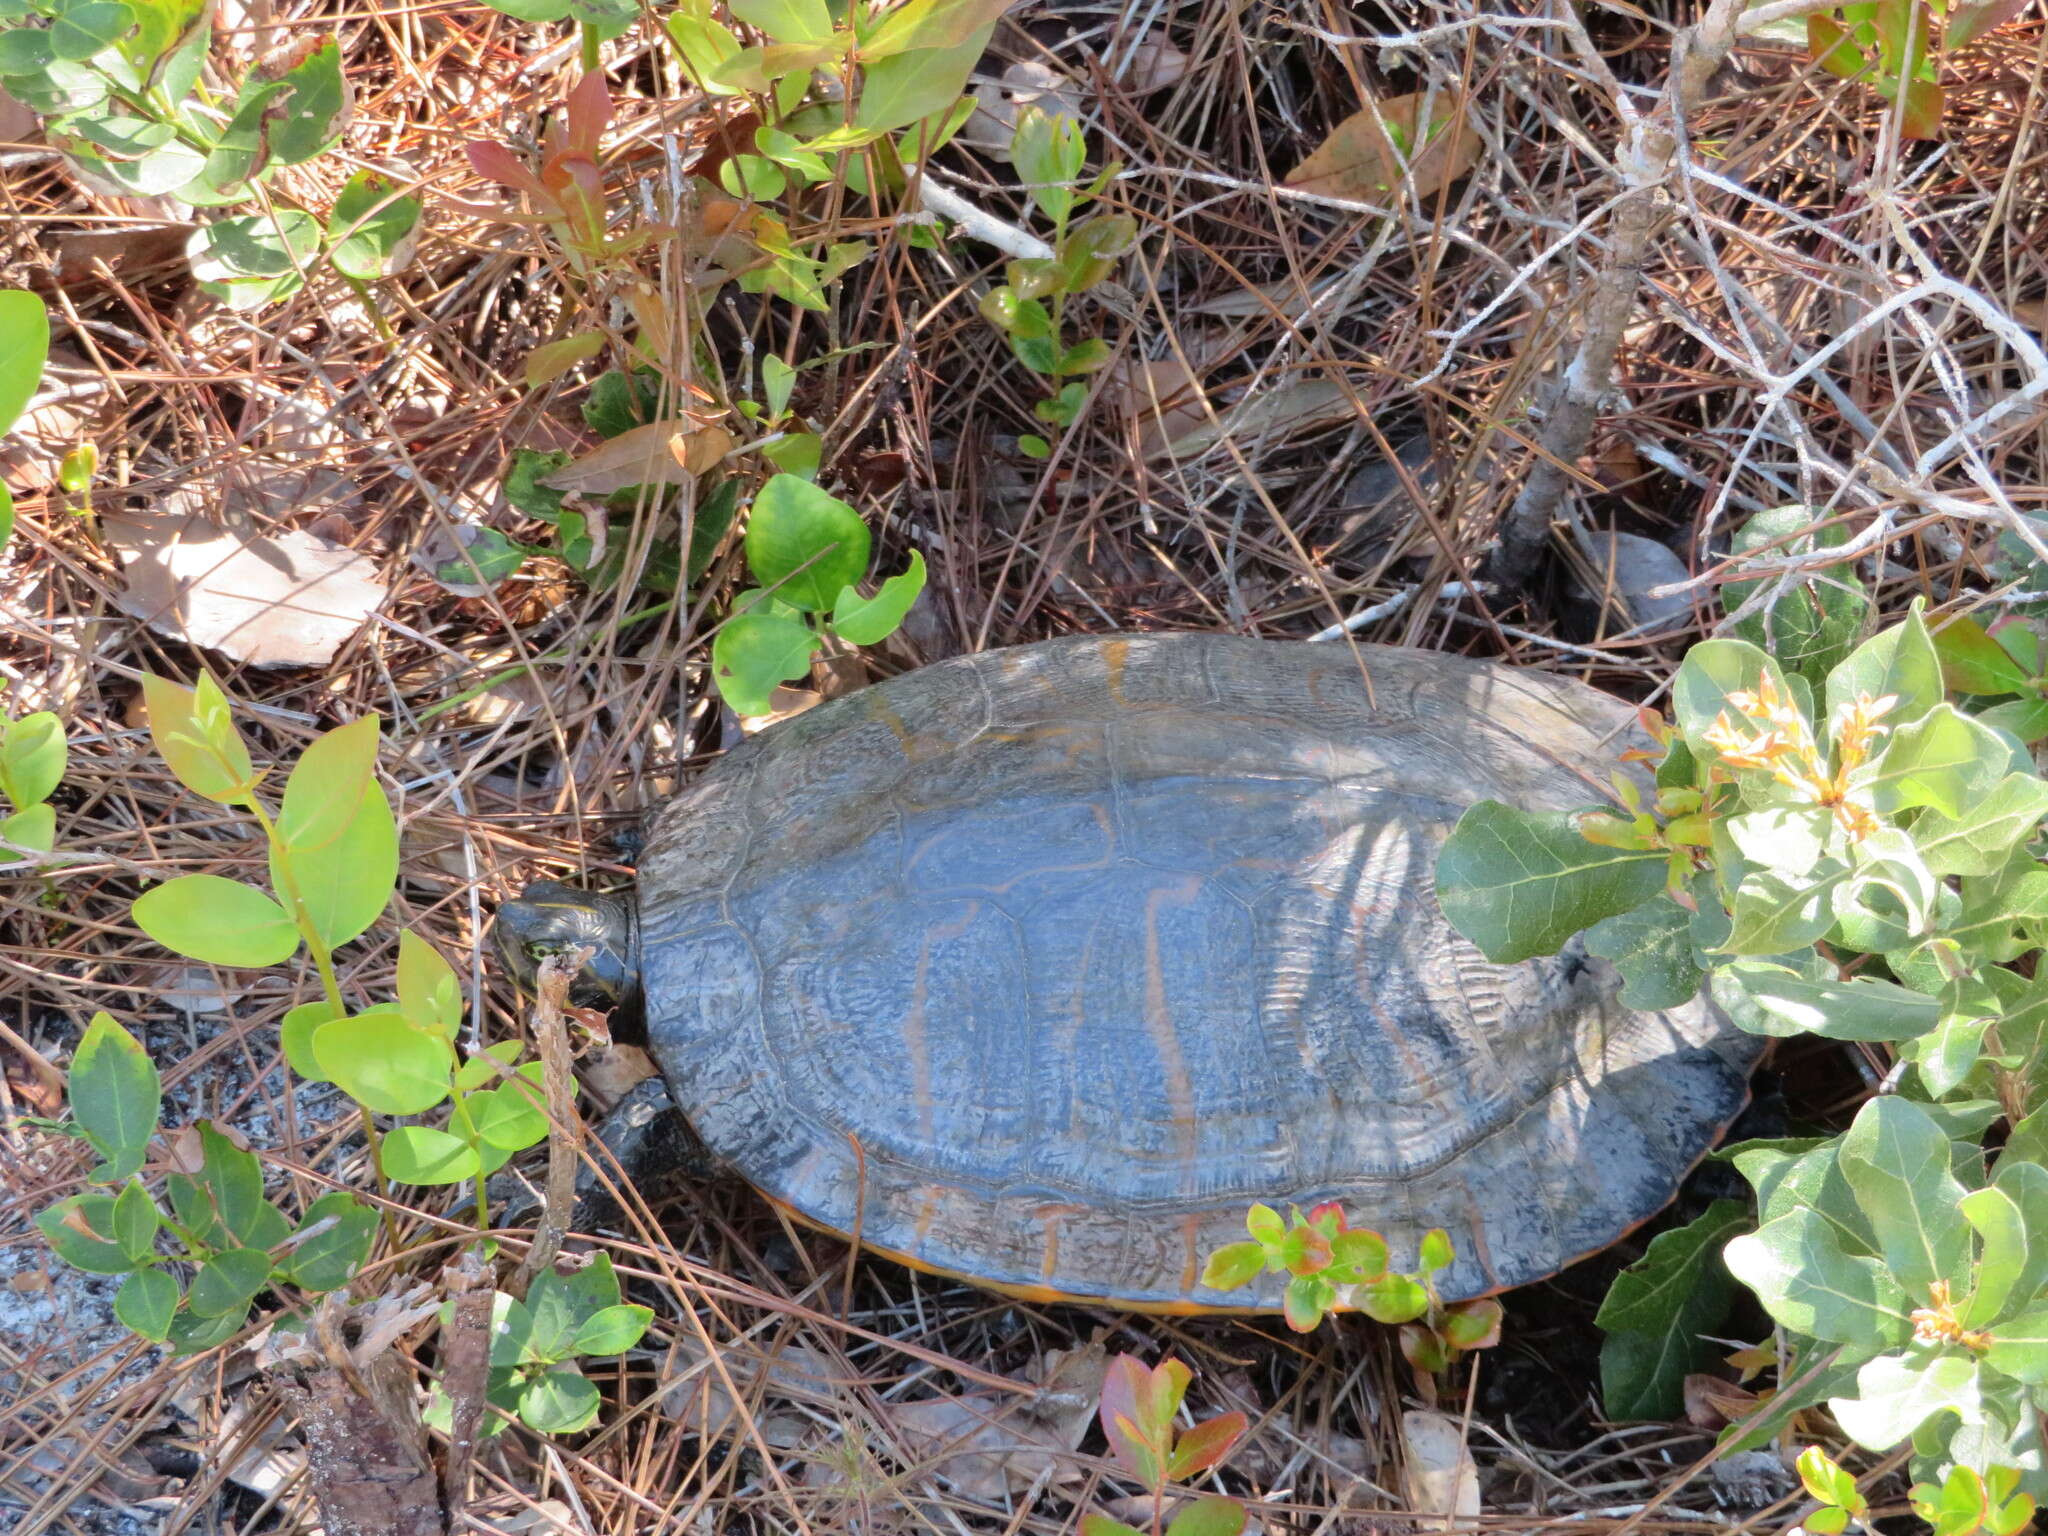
[489,1076,720,1231]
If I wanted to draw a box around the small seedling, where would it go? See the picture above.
[425,1254,651,1436]
[1798,1446,1871,1534]
[1911,1462,2036,1536]
[1082,1353,1248,1536]
[37,1014,378,1354]
[709,473,926,715]
[975,108,1133,458]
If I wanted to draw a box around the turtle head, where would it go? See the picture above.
[494,881,641,1018]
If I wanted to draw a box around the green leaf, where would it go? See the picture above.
[141,673,255,804]
[1722,1207,1914,1345]
[167,1121,290,1251]
[265,37,345,164]
[1826,605,1944,732]
[1837,1096,1974,1294]
[730,0,831,42]
[745,474,871,612]
[831,549,925,646]
[312,1008,452,1115]
[2,57,108,114]
[1433,801,1667,964]
[1722,505,1868,688]
[1830,1350,1982,1452]
[1857,704,2007,818]
[0,709,63,812]
[1973,1159,2048,1328]
[279,715,379,852]
[270,772,396,949]
[37,1194,136,1273]
[1984,1306,2048,1385]
[504,449,570,521]
[280,999,339,1081]
[1166,1497,1248,1536]
[280,1191,377,1291]
[1356,1272,1429,1324]
[0,292,46,438]
[1594,1199,1751,1419]
[194,76,289,196]
[381,1125,480,1186]
[166,1304,245,1354]
[68,1012,160,1182]
[573,1302,651,1355]
[666,0,743,93]
[48,0,132,61]
[188,1246,272,1317]
[711,613,820,715]
[1010,106,1085,224]
[1082,1519,1147,1536]
[853,32,983,134]
[327,169,420,281]
[1200,1241,1266,1293]
[1979,696,2048,744]
[520,1365,602,1434]
[114,1267,178,1340]
[1721,865,1850,955]
[468,1076,549,1150]
[134,876,300,967]
[1911,775,2048,878]
[110,1177,159,1262]
[2,800,52,851]
[1934,615,2034,696]
[115,0,210,91]
[1711,960,1942,1041]
[526,1253,622,1361]
[187,211,320,309]
[397,930,463,1038]
[0,28,54,75]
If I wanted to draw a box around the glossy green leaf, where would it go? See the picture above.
[666,0,743,93]
[1582,895,1704,1008]
[114,1267,178,1340]
[831,550,925,646]
[312,1008,452,1115]
[1595,1200,1750,1419]
[730,0,831,41]
[2,57,108,114]
[2,801,52,851]
[381,1125,479,1186]
[188,1247,272,1317]
[520,1365,601,1434]
[861,0,1013,56]
[760,353,796,419]
[1857,704,2006,818]
[1826,605,1943,731]
[279,715,380,853]
[1356,1272,1429,1324]
[759,430,823,480]
[468,1076,549,1151]
[327,169,420,280]
[1200,1241,1265,1293]
[270,772,396,949]
[745,473,870,612]
[265,37,346,164]
[280,999,340,1081]
[1010,106,1085,225]
[167,1121,290,1251]
[0,710,62,814]
[1830,1351,1981,1452]
[1722,1207,1914,1346]
[573,1302,651,1355]
[109,1177,158,1263]
[1722,506,1868,688]
[116,0,209,89]
[1711,960,1942,1041]
[525,1253,623,1361]
[396,930,463,1038]
[280,1190,377,1291]
[710,612,820,716]
[1911,775,2048,878]
[141,673,255,804]
[1434,801,1667,964]
[37,1194,135,1273]
[853,32,983,134]
[1837,1096,1974,1294]
[0,29,53,75]
[1934,615,2034,696]
[68,1012,160,1183]
[134,876,300,967]
[166,1304,245,1354]
[194,76,289,195]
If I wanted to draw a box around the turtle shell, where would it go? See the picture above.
[636,634,1758,1308]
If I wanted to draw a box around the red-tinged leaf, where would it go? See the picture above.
[1167,1496,1248,1536]
[1441,1297,1504,1351]
[1948,0,2028,49]
[1112,1412,1165,1486]
[1081,1518,1147,1536]
[1245,1203,1284,1246]
[1279,1226,1332,1277]
[1307,1200,1347,1235]
[561,70,611,161]
[1200,1241,1265,1293]
[467,141,549,201]
[1168,1412,1246,1481]
[1900,77,1943,140]
[1141,1358,1193,1435]
[1808,13,1867,76]
[1399,1323,1451,1374]
[1100,1356,1159,1481]
[1283,1275,1328,1332]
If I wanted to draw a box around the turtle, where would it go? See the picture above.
[496,633,1759,1310]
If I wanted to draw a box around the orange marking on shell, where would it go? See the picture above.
[1143,874,1207,1190]
[1461,1184,1501,1290]
[1103,638,1129,703]
[1179,1213,1206,1295]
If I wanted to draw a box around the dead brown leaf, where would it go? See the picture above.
[1401,1409,1480,1528]
[662,1335,841,1450]
[54,223,194,290]
[579,1043,657,1103]
[108,502,389,668]
[886,1341,1105,1502]
[1158,375,1356,461]
[1684,1372,1759,1430]
[540,420,729,497]
[1285,93,1479,201]
[1107,356,1210,459]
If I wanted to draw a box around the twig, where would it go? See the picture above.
[509,947,588,1299]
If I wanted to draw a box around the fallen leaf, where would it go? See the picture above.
[526,330,607,387]
[541,420,727,497]
[1285,92,1479,202]
[670,423,735,477]
[737,686,823,733]
[55,223,195,290]
[1684,1372,1759,1430]
[1106,356,1209,459]
[163,967,247,1015]
[961,61,1086,158]
[579,1043,657,1102]
[1121,35,1191,93]
[1157,375,1355,461]
[2015,300,2048,334]
[1574,528,1693,633]
[410,520,525,598]
[1401,1410,1479,1528]
[107,501,389,668]
[886,1341,1105,1501]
